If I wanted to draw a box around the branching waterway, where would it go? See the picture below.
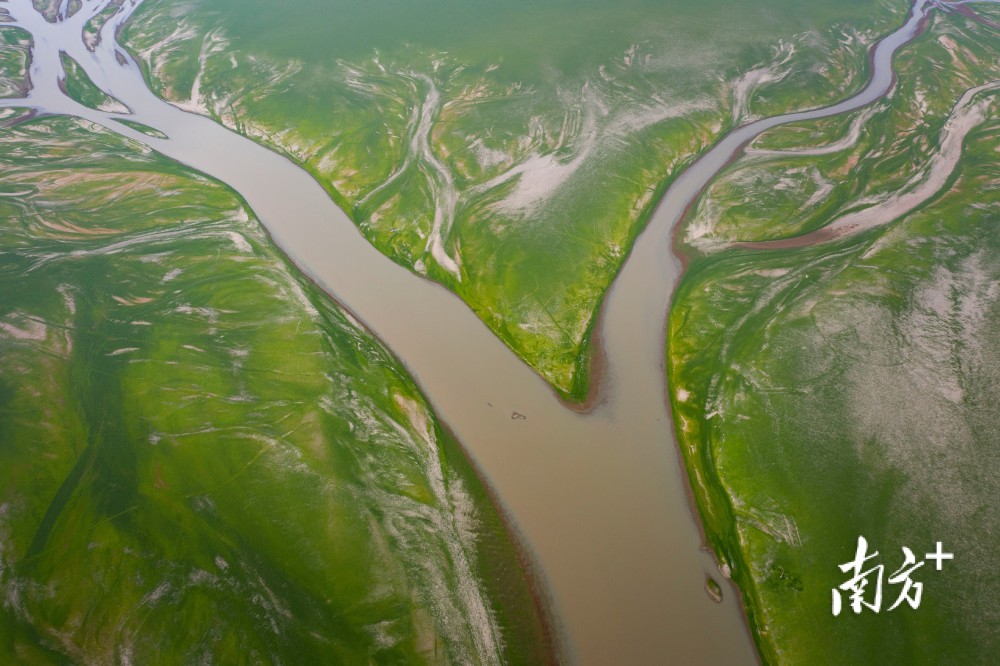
[0,0,975,662]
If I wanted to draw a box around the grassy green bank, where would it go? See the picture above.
[670,8,1000,663]
[59,52,127,112]
[0,112,549,664]
[119,0,902,399]
[0,26,30,99]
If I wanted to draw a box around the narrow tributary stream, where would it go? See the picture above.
[0,0,954,662]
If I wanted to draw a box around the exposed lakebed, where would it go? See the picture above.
[0,0,987,662]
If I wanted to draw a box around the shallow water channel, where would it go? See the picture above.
[1,0,938,662]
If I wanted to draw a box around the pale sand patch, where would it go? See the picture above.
[393,393,431,444]
[0,317,46,340]
[37,218,118,236]
[227,231,251,253]
[408,73,461,278]
[106,347,139,356]
[730,41,795,123]
[112,295,155,306]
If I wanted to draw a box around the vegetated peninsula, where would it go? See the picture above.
[120,0,903,400]
[0,110,549,663]
[670,3,1000,663]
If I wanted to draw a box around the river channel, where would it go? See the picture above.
[0,0,940,662]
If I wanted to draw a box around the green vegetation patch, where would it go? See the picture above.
[0,115,549,664]
[0,26,30,98]
[113,117,167,138]
[58,52,128,112]
[669,11,1000,664]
